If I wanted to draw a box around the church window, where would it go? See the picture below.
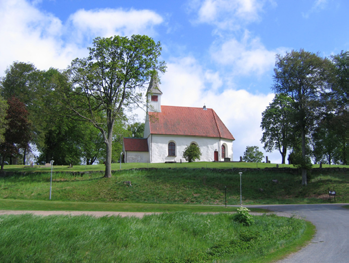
[151,95,158,102]
[168,142,175,156]
[222,145,226,158]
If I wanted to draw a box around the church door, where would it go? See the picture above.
[214,151,218,162]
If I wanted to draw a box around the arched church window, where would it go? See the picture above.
[222,145,226,159]
[168,142,175,156]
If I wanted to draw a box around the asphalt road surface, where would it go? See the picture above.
[247,204,349,263]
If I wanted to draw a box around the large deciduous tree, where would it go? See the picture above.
[63,35,166,177]
[330,51,349,164]
[273,50,332,185]
[0,62,39,163]
[261,93,293,164]
[0,96,8,144]
[0,97,31,170]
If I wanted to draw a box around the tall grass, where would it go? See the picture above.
[1,169,347,204]
[0,212,307,263]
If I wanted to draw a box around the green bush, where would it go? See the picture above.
[232,206,254,226]
[182,143,201,162]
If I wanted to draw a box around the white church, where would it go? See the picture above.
[123,75,235,163]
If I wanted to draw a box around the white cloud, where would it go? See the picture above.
[205,70,223,91]
[68,8,163,45]
[210,31,279,76]
[161,56,206,106]
[302,0,328,18]
[189,0,265,30]
[0,0,163,74]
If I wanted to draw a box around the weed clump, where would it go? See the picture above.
[232,206,254,226]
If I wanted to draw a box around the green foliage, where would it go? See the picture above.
[272,50,333,185]
[261,93,294,164]
[127,122,145,138]
[328,51,349,165]
[243,146,264,163]
[0,212,307,263]
[0,97,31,169]
[111,119,132,163]
[0,96,8,144]
[232,206,254,226]
[183,143,202,162]
[64,35,166,177]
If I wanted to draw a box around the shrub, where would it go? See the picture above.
[232,206,254,226]
[182,143,201,162]
[242,146,264,163]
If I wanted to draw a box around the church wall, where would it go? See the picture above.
[125,151,150,163]
[144,114,150,138]
[150,135,233,163]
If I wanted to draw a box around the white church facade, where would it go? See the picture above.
[123,75,235,163]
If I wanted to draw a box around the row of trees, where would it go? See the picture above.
[0,35,162,176]
[261,50,348,185]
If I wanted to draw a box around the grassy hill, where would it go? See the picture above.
[1,165,347,205]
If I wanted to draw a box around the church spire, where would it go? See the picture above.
[146,72,162,113]
[147,71,162,96]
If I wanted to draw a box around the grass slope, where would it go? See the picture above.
[0,212,311,263]
[1,168,348,206]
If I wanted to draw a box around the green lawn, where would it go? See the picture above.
[3,161,348,174]
[0,165,326,262]
[0,212,312,263]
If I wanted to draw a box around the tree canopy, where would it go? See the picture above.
[63,35,166,177]
[0,97,31,170]
[261,93,293,164]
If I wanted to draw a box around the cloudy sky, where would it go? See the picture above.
[0,0,348,163]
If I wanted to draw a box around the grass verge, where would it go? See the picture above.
[250,220,315,263]
[0,212,311,263]
[0,198,267,212]
[1,169,348,205]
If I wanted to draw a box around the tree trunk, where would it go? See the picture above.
[343,140,347,165]
[301,128,307,186]
[23,148,26,165]
[281,146,287,164]
[1,154,6,171]
[104,115,114,178]
[301,168,307,185]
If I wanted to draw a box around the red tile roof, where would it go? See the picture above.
[148,106,235,140]
[124,138,149,152]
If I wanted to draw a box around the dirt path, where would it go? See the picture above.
[0,210,293,218]
[0,210,160,218]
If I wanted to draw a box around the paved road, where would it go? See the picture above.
[247,204,349,263]
[1,204,348,262]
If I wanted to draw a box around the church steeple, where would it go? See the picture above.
[146,72,162,112]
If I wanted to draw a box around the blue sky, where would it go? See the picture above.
[0,0,348,163]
